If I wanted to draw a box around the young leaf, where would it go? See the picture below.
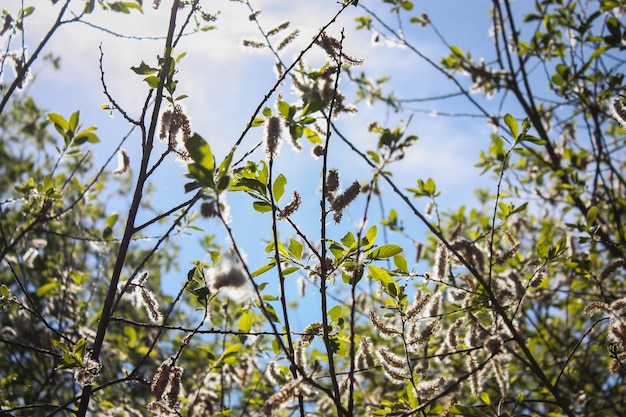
[251,117,265,127]
[186,133,214,172]
[36,281,60,297]
[272,174,287,202]
[368,265,393,288]
[288,239,303,260]
[72,131,100,146]
[238,310,253,333]
[68,111,79,134]
[536,242,548,261]
[47,113,68,131]
[393,254,409,273]
[281,266,299,275]
[504,113,518,139]
[304,127,322,144]
[187,163,215,188]
[364,225,378,249]
[328,305,344,323]
[278,101,292,119]
[253,201,272,213]
[341,231,356,248]
[450,45,464,57]
[406,382,418,408]
[367,244,403,260]
[586,206,598,226]
[131,61,158,75]
[250,261,276,277]
[143,75,161,89]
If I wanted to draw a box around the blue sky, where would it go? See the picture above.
[7,0,515,326]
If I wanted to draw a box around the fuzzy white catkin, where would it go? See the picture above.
[264,116,283,161]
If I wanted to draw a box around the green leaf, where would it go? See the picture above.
[68,111,79,134]
[143,75,161,89]
[341,231,356,248]
[238,310,253,333]
[281,266,299,275]
[278,101,292,119]
[186,133,214,172]
[219,343,242,364]
[48,113,68,131]
[407,178,439,198]
[393,254,408,273]
[84,0,95,13]
[504,113,518,138]
[187,163,214,188]
[36,281,59,297]
[368,244,403,260]
[216,174,230,193]
[364,225,378,249]
[250,262,276,277]
[72,132,100,146]
[272,174,287,202]
[43,174,54,192]
[367,150,380,164]
[449,405,485,416]
[0,284,9,298]
[0,373,18,387]
[212,412,233,417]
[184,181,202,193]
[253,201,272,213]
[607,16,621,37]
[73,338,87,359]
[235,177,266,195]
[263,302,281,323]
[216,147,235,192]
[304,127,322,144]
[124,325,138,348]
[328,305,344,323]
[251,117,265,127]
[480,392,491,406]
[288,239,303,260]
[109,1,143,13]
[65,148,82,157]
[103,212,119,239]
[131,61,158,75]
[450,45,464,57]
[586,206,598,226]
[589,45,609,60]
[537,242,548,261]
[511,201,528,214]
[299,116,316,125]
[301,100,326,116]
[406,381,418,408]
[368,265,393,287]
[423,178,436,194]
[554,237,567,257]
[522,135,547,145]
[105,213,119,228]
